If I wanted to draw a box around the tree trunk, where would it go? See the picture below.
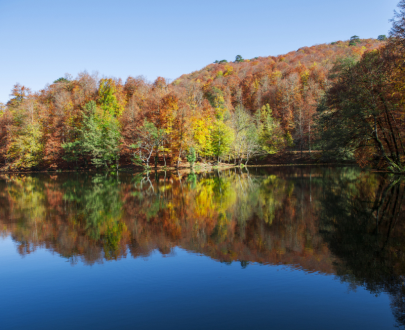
[374,116,403,172]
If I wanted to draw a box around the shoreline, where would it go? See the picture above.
[0,162,358,174]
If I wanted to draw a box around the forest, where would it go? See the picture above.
[1,2,405,172]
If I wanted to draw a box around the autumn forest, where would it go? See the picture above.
[1,5,405,173]
[2,2,405,329]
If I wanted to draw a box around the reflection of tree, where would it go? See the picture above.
[3,168,404,322]
[63,174,126,260]
[0,168,335,274]
[0,175,59,255]
[0,173,129,263]
[256,174,293,225]
[318,174,405,328]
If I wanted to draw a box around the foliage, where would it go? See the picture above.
[349,35,361,46]
[130,119,165,168]
[63,101,122,169]
[211,120,234,161]
[0,31,389,170]
[390,0,405,42]
[256,104,290,154]
[235,55,244,63]
[53,77,70,84]
[2,167,405,326]
[315,43,405,172]
[8,122,43,169]
[186,147,196,167]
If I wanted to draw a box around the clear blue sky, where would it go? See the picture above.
[0,0,399,103]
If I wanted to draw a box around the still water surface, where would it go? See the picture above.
[0,167,404,329]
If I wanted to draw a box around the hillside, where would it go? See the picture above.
[0,38,387,171]
[174,38,383,147]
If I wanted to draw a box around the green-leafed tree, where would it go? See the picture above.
[211,120,234,163]
[63,101,121,170]
[256,104,290,155]
[6,96,44,169]
[186,146,196,168]
[235,55,244,63]
[349,35,361,46]
[8,121,43,169]
[131,119,165,169]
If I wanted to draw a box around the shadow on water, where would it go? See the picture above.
[318,170,405,327]
[0,166,404,327]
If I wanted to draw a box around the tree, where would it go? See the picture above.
[172,106,190,168]
[7,84,31,108]
[349,35,361,46]
[186,147,196,168]
[211,120,234,163]
[53,77,70,84]
[256,104,289,155]
[235,55,244,63]
[62,139,84,166]
[316,51,405,172]
[131,119,165,169]
[243,122,261,165]
[192,118,213,159]
[377,35,387,41]
[7,121,43,169]
[390,0,405,41]
[98,78,125,118]
[231,105,251,165]
[0,104,11,166]
[63,101,122,170]
[6,96,44,169]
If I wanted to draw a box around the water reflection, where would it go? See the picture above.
[318,171,405,326]
[0,167,404,326]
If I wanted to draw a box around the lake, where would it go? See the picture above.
[0,167,404,329]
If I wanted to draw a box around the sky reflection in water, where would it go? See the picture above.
[0,167,404,329]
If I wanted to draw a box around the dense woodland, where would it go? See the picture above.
[1,2,405,172]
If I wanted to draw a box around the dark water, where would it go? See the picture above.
[0,167,404,330]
